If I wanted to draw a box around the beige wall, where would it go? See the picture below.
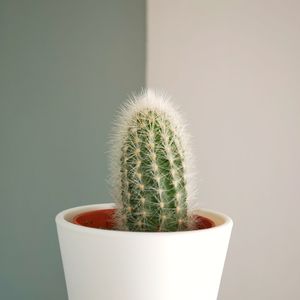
[147,1,300,299]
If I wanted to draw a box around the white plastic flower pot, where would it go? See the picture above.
[56,203,233,300]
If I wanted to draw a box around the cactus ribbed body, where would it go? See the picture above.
[115,98,189,232]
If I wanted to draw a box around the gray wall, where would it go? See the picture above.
[148,0,300,299]
[0,1,145,299]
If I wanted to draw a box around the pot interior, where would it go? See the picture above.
[73,209,215,230]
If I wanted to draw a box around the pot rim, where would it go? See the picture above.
[55,203,233,237]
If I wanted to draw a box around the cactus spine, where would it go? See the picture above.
[111,90,191,232]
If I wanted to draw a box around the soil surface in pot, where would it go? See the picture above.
[73,209,215,230]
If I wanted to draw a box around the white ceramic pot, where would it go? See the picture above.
[56,203,233,300]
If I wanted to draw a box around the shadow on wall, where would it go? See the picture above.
[0,0,145,299]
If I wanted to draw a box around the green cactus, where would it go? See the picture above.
[111,91,191,232]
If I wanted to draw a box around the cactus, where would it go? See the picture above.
[110,90,193,232]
